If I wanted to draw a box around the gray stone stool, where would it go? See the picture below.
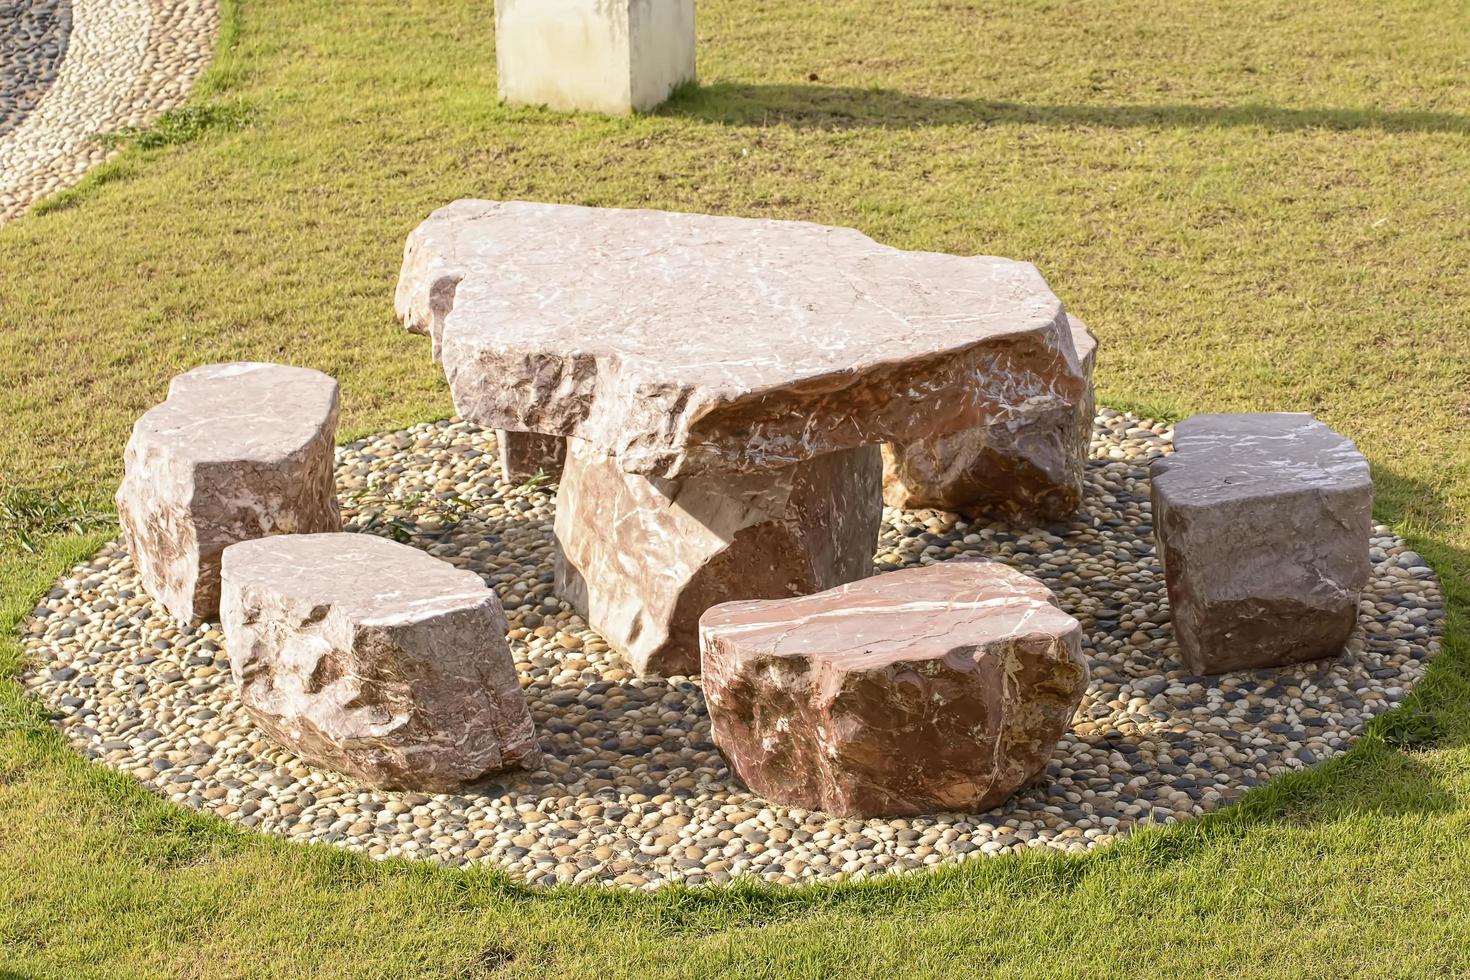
[1150,412,1372,674]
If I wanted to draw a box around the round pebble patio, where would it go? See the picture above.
[0,0,216,223]
[19,409,1444,890]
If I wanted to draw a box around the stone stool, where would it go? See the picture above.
[116,362,341,624]
[220,533,540,792]
[1150,412,1372,674]
[881,315,1097,521]
[700,559,1088,818]
[495,0,696,115]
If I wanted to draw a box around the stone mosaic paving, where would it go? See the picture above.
[20,411,1445,890]
[0,0,70,141]
[0,0,215,223]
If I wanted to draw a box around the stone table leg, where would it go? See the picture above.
[496,430,566,485]
[880,386,1094,522]
[882,315,1097,522]
[553,438,882,677]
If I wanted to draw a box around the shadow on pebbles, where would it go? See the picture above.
[19,410,1446,890]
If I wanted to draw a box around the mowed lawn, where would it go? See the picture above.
[3,0,1470,976]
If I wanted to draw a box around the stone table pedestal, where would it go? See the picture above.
[555,438,881,676]
[881,315,1098,522]
[496,430,566,484]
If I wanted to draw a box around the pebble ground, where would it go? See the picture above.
[0,0,216,223]
[0,0,70,140]
[20,411,1445,890]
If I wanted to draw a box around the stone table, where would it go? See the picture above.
[396,200,1091,676]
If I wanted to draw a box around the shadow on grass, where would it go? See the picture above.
[1365,462,1470,752]
[660,82,1470,134]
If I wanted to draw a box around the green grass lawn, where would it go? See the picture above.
[3,0,1470,975]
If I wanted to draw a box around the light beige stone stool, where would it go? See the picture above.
[221,532,540,791]
[495,0,696,115]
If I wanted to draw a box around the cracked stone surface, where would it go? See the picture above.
[701,559,1088,818]
[395,199,1091,479]
[0,0,216,223]
[116,362,342,624]
[19,411,1445,890]
[1151,412,1373,674]
[221,532,540,792]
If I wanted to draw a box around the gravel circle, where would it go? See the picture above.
[0,0,71,141]
[20,410,1445,890]
[0,0,216,224]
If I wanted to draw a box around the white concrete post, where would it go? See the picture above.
[495,0,696,115]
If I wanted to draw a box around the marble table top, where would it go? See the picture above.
[397,200,1088,478]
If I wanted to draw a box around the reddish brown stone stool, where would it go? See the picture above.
[700,559,1088,818]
